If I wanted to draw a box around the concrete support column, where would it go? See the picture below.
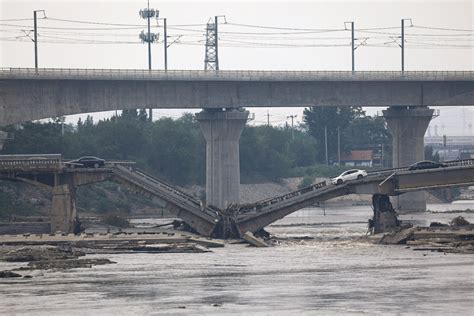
[383,106,435,212]
[51,184,77,233]
[196,109,249,209]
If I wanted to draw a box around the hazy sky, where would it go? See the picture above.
[1,0,473,135]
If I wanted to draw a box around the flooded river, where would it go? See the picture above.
[1,202,474,315]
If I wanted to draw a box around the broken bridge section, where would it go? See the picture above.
[0,157,220,236]
[230,159,474,237]
[109,165,219,236]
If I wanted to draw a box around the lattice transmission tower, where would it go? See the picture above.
[204,18,218,70]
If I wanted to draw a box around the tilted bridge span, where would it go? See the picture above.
[1,155,473,238]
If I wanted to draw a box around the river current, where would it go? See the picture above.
[1,201,473,315]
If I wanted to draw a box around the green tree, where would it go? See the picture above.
[343,116,392,150]
[303,106,364,163]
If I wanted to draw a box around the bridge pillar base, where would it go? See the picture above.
[51,184,77,233]
[383,106,435,213]
[196,109,249,209]
[371,194,400,234]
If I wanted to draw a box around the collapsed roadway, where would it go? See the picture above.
[1,155,473,238]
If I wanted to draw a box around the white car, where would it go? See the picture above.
[331,169,367,185]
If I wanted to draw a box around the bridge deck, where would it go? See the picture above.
[233,159,474,235]
[1,68,473,82]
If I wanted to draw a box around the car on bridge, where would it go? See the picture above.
[69,156,105,168]
[331,169,367,185]
[408,160,447,171]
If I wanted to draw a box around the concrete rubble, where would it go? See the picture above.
[372,217,474,254]
[0,231,224,278]
[242,231,269,247]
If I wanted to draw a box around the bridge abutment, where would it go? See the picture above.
[51,184,77,233]
[196,108,249,209]
[383,106,435,213]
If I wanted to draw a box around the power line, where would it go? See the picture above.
[219,38,350,47]
[0,18,33,22]
[413,25,474,32]
[46,17,206,28]
[0,22,149,30]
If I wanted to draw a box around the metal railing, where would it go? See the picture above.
[1,68,473,81]
[0,154,62,171]
[236,158,474,218]
[236,180,328,215]
[111,165,218,220]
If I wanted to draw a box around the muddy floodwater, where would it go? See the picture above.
[1,202,474,315]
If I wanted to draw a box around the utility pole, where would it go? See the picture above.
[204,19,217,70]
[351,22,355,73]
[34,11,38,71]
[204,15,225,70]
[344,21,355,72]
[139,1,159,120]
[33,10,45,72]
[337,126,341,165]
[325,126,329,165]
[267,110,270,126]
[157,17,168,70]
[163,18,168,70]
[401,19,404,73]
[214,16,219,70]
[401,18,412,73]
[287,114,297,140]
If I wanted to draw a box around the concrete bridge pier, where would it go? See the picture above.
[383,106,435,213]
[196,108,249,209]
[51,184,77,233]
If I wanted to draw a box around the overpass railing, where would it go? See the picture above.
[0,154,62,171]
[1,68,473,81]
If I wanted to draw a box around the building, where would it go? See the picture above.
[340,150,373,167]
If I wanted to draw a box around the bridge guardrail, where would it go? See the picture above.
[236,180,328,215]
[367,158,474,176]
[111,165,218,220]
[1,68,473,81]
[0,154,62,171]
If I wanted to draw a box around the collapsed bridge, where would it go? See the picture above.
[1,154,473,238]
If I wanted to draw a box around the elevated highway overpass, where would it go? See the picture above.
[0,68,473,126]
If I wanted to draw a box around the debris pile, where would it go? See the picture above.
[378,216,474,254]
[0,231,224,278]
[0,244,114,278]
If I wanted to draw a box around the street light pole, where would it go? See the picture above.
[287,115,297,140]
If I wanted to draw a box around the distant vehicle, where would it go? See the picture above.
[69,156,105,168]
[331,169,367,185]
[408,160,447,171]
